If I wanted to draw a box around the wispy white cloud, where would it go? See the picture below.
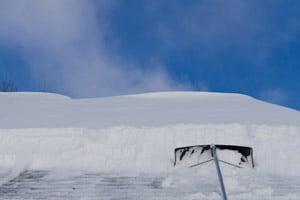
[0,0,190,97]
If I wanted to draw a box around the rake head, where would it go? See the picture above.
[174,144,254,168]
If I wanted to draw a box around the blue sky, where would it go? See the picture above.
[0,0,299,110]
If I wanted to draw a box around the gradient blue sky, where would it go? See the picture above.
[0,0,299,110]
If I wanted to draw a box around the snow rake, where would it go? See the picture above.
[174,144,254,200]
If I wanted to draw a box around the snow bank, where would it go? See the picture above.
[0,92,299,129]
[0,124,299,178]
[0,92,299,184]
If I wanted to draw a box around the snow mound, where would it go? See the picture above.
[0,91,299,185]
[0,91,299,128]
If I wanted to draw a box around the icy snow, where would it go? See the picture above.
[0,91,300,199]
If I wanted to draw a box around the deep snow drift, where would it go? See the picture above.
[0,91,299,128]
[0,91,300,199]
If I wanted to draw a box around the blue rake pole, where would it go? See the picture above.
[211,144,228,200]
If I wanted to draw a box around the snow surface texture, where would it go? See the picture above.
[0,125,299,175]
[0,91,299,128]
[0,91,300,199]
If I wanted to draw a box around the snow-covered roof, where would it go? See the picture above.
[0,91,299,128]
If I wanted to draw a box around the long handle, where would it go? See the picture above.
[211,144,228,200]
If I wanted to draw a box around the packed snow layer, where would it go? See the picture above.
[0,91,300,191]
[0,124,299,179]
[0,91,299,128]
